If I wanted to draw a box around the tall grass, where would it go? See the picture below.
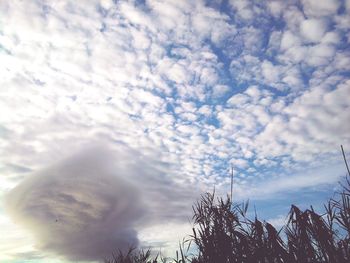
[106,174,350,263]
[104,248,161,263]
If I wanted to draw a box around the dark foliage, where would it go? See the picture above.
[107,174,350,263]
[104,248,161,263]
[190,174,350,263]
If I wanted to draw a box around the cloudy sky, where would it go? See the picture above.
[0,0,350,262]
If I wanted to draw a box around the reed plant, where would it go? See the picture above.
[106,149,350,262]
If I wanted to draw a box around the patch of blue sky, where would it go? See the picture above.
[253,182,339,223]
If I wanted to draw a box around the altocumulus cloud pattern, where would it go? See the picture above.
[0,0,350,261]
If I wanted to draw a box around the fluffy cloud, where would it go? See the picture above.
[4,144,197,261]
[300,19,328,43]
[280,30,301,50]
[301,0,341,17]
[5,146,141,261]
[267,1,285,17]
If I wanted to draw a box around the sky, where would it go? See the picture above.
[0,0,350,262]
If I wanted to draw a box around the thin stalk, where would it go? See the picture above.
[230,165,233,203]
[341,145,350,177]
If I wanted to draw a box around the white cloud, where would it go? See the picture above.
[229,0,254,21]
[301,0,341,17]
[283,6,305,32]
[245,85,261,99]
[321,31,341,44]
[212,84,230,98]
[267,1,285,18]
[307,44,336,66]
[300,19,328,43]
[120,2,155,30]
[261,60,281,83]
[197,105,213,116]
[231,158,249,169]
[281,45,308,64]
[130,27,151,50]
[280,30,301,50]
[267,30,283,54]
[346,0,350,12]
[334,14,350,31]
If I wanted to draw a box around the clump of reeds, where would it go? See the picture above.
[106,148,350,262]
[107,173,350,263]
[189,175,350,262]
[189,187,349,263]
[104,247,160,263]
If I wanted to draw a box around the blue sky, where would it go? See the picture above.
[0,0,350,262]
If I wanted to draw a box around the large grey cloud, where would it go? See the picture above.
[4,143,197,261]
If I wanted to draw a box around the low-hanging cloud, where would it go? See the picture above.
[4,143,197,261]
